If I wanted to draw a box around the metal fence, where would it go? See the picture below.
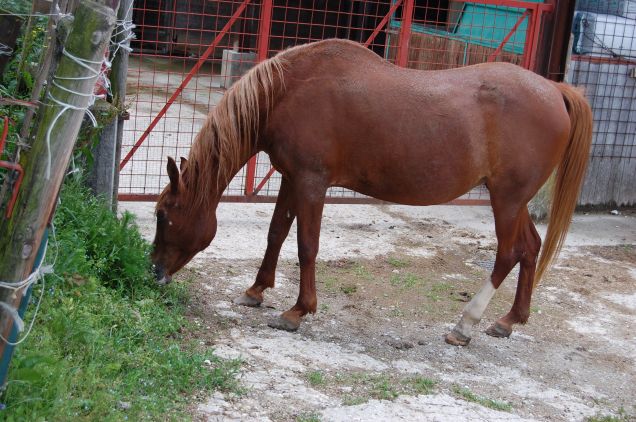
[119,0,551,203]
[569,0,636,206]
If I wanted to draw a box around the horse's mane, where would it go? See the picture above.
[181,50,287,209]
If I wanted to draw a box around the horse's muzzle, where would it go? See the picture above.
[153,263,172,285]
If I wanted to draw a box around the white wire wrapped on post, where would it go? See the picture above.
[44,48,112,179]
[0,224,58,346]
[0,43,13,57]
[110,0,135,61]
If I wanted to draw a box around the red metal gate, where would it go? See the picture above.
[119,0,553,203]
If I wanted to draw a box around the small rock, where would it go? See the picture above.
[118,401,132,410]
[456,291,471,302]
[417,339,426,346]
[388,340,414,350]
[204,359,212,365]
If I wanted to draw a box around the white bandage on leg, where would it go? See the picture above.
[453,280,496,339]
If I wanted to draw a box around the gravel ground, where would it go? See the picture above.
[121,202,636,421]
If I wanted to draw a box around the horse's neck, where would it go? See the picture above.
[200,57,280,198]
[202,144,257,203]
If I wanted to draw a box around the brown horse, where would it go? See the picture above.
[151,39,592,346]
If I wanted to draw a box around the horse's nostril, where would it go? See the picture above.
[153,263,165,280]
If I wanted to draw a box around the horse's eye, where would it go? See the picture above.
[157,210,167,222]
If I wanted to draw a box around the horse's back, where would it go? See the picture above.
[268,40,571,205]
[278,40,566,135]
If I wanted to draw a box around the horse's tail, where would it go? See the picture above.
[534,84,593,287]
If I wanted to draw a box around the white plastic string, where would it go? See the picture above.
[110,0,136,62]
[0,224,58,346]
[110,20,136,60]
[107,2,135,101]
[44,48,111,179]
[0,43,13,57]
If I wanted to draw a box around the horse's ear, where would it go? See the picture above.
[167,157,179,193]
[179,156,188,172]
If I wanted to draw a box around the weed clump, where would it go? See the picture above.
[1,180,241,420]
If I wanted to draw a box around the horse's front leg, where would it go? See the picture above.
[235,178,295,306]
[268,180,327,331]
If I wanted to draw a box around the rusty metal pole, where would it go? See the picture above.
[545,0,576,81]
[396,0,414,67]
[244,0,273,197]
[111,0,133,210]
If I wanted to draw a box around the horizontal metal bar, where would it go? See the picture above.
[118,194,490,206]
[450,0,549,9]
[571,54,636,65]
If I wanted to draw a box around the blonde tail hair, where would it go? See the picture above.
[534,84,593,287]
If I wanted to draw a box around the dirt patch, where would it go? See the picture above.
[122,202,636,421]
[183,247,634,421]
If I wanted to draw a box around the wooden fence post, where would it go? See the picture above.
[110,0,133,211]
[86,101,118,207]
[0,0,116,380]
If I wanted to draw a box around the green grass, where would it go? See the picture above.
[323,276,338,293]
[587,416,626,422]
[330,372,437,406]
[425,282,454,301]
[1,180,241,420]
[586,407,633,422]
[389,308,405,317]
[389,272,423,289]
[352,263,372,280]
[340,285,357,295]
[297,412,322,422]
[342,396,367,406]
[386,257,410,268]
[307,371,325,386]
[370,376,399,400]
[452,385,512,412]
[404,376,436,395]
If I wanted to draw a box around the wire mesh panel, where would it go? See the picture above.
[120,0,262,198]
[120,0,550,203]
[568,0,636,206]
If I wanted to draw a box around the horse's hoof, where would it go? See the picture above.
[445,330,471,346]
[267,315,300,332]
[485,321,512,338]
[233,293,262,307]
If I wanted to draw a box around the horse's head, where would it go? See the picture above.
[151,156,217,284]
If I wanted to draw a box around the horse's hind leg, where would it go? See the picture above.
[445,200,528,346]
[486,208,541,338]
[235,178,295,307]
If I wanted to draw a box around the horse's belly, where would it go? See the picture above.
[337,165,484,206]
